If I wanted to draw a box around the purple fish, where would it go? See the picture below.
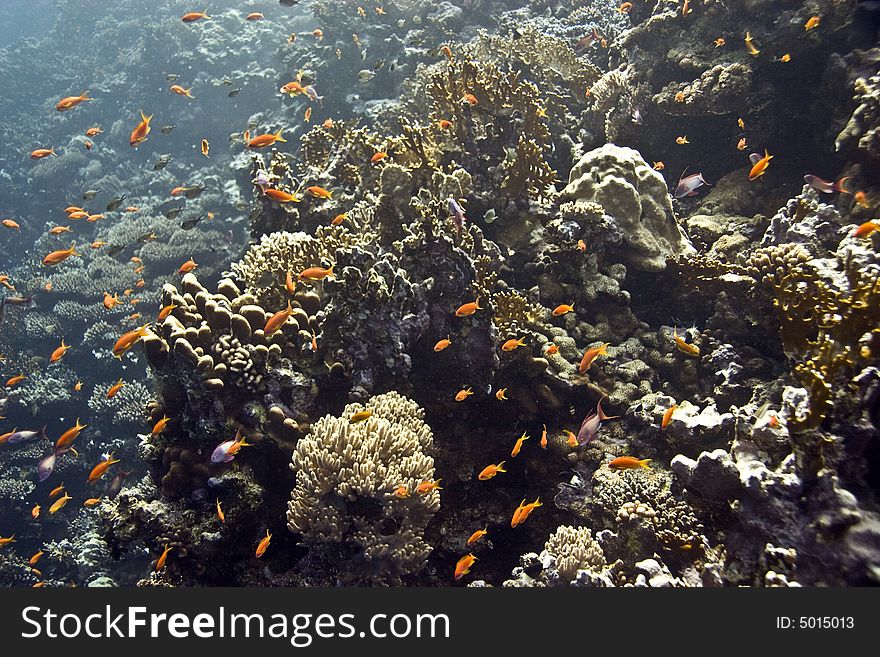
[37,451,57,482]
[304,85,324,105]
[7,426,47,445]
[210,430,250,464]
[106,469,132,500]
[447,197,466,232]
[804,174,850,194]
[674,168,709,198]
[254,170,270,187]
[576,398,619,446]
[749,152,762,166]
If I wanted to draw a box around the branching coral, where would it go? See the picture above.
[287,392,438,584]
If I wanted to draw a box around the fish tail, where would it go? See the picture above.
[497,461,506,472]
[275,128,287,143]
[640,459,652,469]
[82,91,92,100]
[835,177,852,194]
[325,263,335,278]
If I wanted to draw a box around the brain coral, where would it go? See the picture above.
[287,391,438,584]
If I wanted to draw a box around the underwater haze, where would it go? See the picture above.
[0,0,879,588]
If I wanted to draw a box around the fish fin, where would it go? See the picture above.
[275,128,287,143]
[835,177,852,194]
[640,459,652,469]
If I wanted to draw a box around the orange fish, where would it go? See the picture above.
[56,92,92,112]
[675,136,689,145]
[67,211,90,220]
[216,498,225,522]
[417,479,442,493]
[662,404,677,429]
[737,137,747,151]
[49,484,65,498]
[255,530,272,558]
[306,185,333,199]
[0,535,16,547]
[264,300,294,335]
[462,93,478,105]
[43,245,80,266]
[178,258,198,275]
[714,37,726,47]
[495,387,508,401]
[748,149,773,180]
[467,529,487,546]
[609,456,652,470]
[440,45,453,60]
[49,226,71,235]
[852,221,879,238]
[804,15,820,31]
[129,110,153,147]
[540,424,548,449]
[87,213,104,222]
[157,303,177,321]
[434,336,451,352]
[106,379,125,399]
[73,380,82,391]
[84,497,102,507]
[200,139,210,157]
[322,118,335,129]
[30,148,57,159]
[552,303,574,316]
[246,12,264,20]
[511,431,530,457]
[516,498,542,526]
[565,429,577,447]
[673,327,700,357]
[112,324,151,358]
[454,553,476,580]
[182,10,210,22]
[579,342,609,374]
[744,31,760,56]
[304,107,312,123]
[298,264,335,281]
[170,85,194,98]
[2,219,20,230]
[29,550,43,566]
[49,494,72,514]
[50,339,71,363]
[438,119,452,130]
[455,387,473,402]
[331,213,347,226]
[501,337,527,352]
[312,28,324,39]
[653,162,665,170]
[853,191,870,208]
[280,81,304,96]
[88,453,119,482]
[85,126,103,137]
[510,499,527,528]
[577,239,587,252]
[455,297,481,317]
[247,129,286,148]
[263,188,301,203]
[31,504,41,519]
[155,545,172,572]
[90,240,107,249]
[151,415,170,436]
[84,140,93,152]
[103,292,120,310]
[618,2,632,12]
[392,484,410,498]
[6,373,26,387]
[370,152,388,163]
[545,344,559,355]
[478,461,506,480]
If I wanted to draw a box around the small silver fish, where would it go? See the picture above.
[153,154,171,171]
[183,184,207,199]
[160,124,176,134]
[7,427,47,445]
[106,244,126,257]
[228,88,241,97]
[82,189,100,200]
[357,69,375,83]
[166,74,179,81]
[164,207,183,220]
[180,215,204,230]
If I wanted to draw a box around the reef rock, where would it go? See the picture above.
[558,144,694,271]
